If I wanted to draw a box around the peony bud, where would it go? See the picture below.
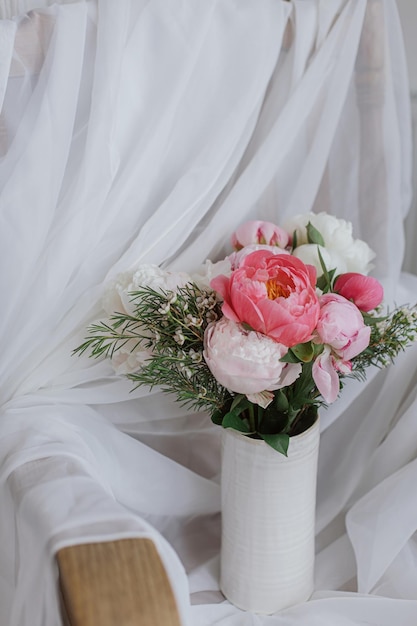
[334,273,384,312]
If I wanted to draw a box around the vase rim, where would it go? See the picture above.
[222,414,320,449]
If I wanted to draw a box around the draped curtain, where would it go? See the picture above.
[1,1,417,625]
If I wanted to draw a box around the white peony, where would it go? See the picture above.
[111,338,152,375]
[102,270,134,316]
[191,258,232,290]
[284,212,375,276]
[103,264,192,316]
[292,244,333,277]
[102,264,191,376]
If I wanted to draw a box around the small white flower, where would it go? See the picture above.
[376,320,388,333]
[173,329,185,345]
[400,307,417,325]
[206,310,218,323]
[189,349,203,363]
[158,302,171,315]
[186,314,202,327]
[178,361,192,379]
[196,294,220,315]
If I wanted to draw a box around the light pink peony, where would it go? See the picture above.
[334,273,384,312]
[312,347,340,404]
[231,220,289,251]
[312,346,352,404]
[211,250,320,348]
[203,318,302,402]
[315,293,371,361]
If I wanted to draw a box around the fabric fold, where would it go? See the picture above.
[0,1,416,625]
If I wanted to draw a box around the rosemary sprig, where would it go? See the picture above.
[350,305,417,380]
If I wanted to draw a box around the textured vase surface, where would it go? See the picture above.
[220,418,320,614]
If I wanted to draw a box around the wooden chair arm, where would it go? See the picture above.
[56,538,183,626]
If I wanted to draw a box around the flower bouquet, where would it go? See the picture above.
[75,212,417,613]
[76,212,417,454]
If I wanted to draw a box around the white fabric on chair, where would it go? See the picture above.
[0,1,416,625]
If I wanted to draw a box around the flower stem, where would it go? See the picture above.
[248,404,256,432]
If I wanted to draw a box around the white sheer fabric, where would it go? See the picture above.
[0,1,416,625]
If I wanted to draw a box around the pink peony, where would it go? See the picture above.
[211,250,320,347]
[228,244,290,271]
[334,273,384,312]
[231,220,289,251]
[312,346,351,404]
[312,347,340,404]
[315,293,371,361]
[203,318,302,402]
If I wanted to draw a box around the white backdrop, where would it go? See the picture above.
[1,2,417,626]
[397,0,417,275]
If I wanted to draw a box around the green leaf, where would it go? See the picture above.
[317,246,329,279]
[292,230,298,249]
[222,412,251,433]
[316,247,337,293]
[230,394,248,413]
[211,409,224,425]
[241,322,255,332]
[362,312,387,325]
[280,349,301,363]
[274,389,289,412]
[306,222,325,246]
[328,268,337,282]
[260,432,289,456]
[316,274,329,292]
[291,342,314,363]
[313,343,324,357]
[287,406,301,425]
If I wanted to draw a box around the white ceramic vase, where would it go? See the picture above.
[220,417,320,614]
